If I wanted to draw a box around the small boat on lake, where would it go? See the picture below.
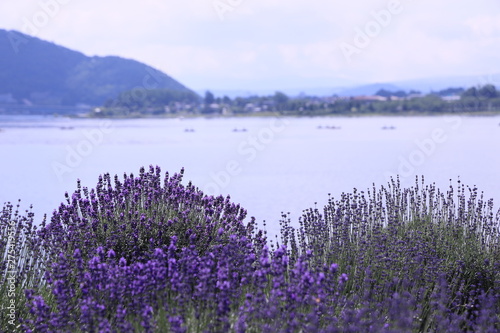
[318,125,341,130]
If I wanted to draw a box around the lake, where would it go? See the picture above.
[1,114,499,238]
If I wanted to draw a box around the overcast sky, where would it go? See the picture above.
[1,0,499,91]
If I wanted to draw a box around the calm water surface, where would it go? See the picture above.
[1,115,499,238]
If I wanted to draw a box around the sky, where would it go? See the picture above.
[1,0,500,92]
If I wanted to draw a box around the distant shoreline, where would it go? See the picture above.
[76,110,500,119]
[1,110,500,121]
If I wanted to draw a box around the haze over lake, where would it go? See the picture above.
[1,115,499,238]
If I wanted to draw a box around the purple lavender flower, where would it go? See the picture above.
[6,170,500,332]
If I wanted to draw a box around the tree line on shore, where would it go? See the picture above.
[95,84,500,117]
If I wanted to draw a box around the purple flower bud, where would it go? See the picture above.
[107,249,116,259]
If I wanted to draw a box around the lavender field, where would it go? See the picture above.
[1,165,499,332]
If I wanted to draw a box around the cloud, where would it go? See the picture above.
[466,14,500,38]
[0,0,499,90]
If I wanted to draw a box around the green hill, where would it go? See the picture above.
[0,29,193,108]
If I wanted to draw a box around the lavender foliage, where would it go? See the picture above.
[1,168,499,332]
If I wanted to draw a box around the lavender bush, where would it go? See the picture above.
[1,167,499,332]
[279,176,500,331]
[1,201,49,330]
[38,166,261,263]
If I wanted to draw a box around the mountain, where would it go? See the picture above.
[334,74,500,97]
[0,29,193,107]
[392,74,500,93]
[335,83,404,97]
[200,86,351,99]
[206,74,499,98]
